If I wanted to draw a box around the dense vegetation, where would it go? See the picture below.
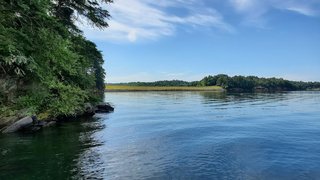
[199,74,320,91]
[109,74,320,92]
[0,0,112,121]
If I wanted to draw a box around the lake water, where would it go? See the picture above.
[1,91,320,179]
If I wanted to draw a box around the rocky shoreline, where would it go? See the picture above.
[1,102,114,134]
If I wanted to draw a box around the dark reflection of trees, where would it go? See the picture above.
[198,92,228,102]
[0,116,106,180]
[72,116,107,179]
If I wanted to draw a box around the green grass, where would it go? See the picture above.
[105,85,224,92]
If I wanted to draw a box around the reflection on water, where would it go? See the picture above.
[1,91,320,179]
[0,116,103,179]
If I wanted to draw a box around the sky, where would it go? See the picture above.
[79,0,320,83]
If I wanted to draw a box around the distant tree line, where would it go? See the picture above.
[199,74,320,91]
[109,74,320,92]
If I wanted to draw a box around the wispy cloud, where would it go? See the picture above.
[285,6,317,17]
[79,0,320,42]
[79,0,233,42]
[229,0,320,26]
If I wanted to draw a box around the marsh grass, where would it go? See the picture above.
[105,85,224,92]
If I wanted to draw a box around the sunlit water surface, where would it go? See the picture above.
[1,91,320,179]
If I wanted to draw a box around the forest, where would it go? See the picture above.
[0,0,111,122]
[110,74,320,92]
[198,74,320,91]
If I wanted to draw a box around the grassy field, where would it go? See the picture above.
[105,85,224,92]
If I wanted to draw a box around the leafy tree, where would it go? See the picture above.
[52,0,113,31]
[0,0,111,119]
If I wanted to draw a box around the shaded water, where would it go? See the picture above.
[1,91,320,179]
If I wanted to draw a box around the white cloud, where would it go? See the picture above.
[285,6,317,17]
[79,0,320,42]
[79,0,233,43]
[229,0,320,26]
[275,1,319,17]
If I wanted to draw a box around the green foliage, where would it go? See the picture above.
[47,82,88,117]
[0,0,110,119]
[0,105,16,118]
[199,75,320,91]
[15,84,50,114]
[52,0,113,30]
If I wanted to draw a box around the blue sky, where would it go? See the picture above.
[80,0,320,83]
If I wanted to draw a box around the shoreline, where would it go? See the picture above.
[0,102,114,134]
[105,90,225,92]
[105,85,320,93]
[105,85,224,92]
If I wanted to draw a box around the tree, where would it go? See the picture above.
[52,0,113,31]
[0,0,111,119]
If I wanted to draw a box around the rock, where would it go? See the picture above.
[2,116,33,133]
[84,103,95,116]
[95,102,114,113]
